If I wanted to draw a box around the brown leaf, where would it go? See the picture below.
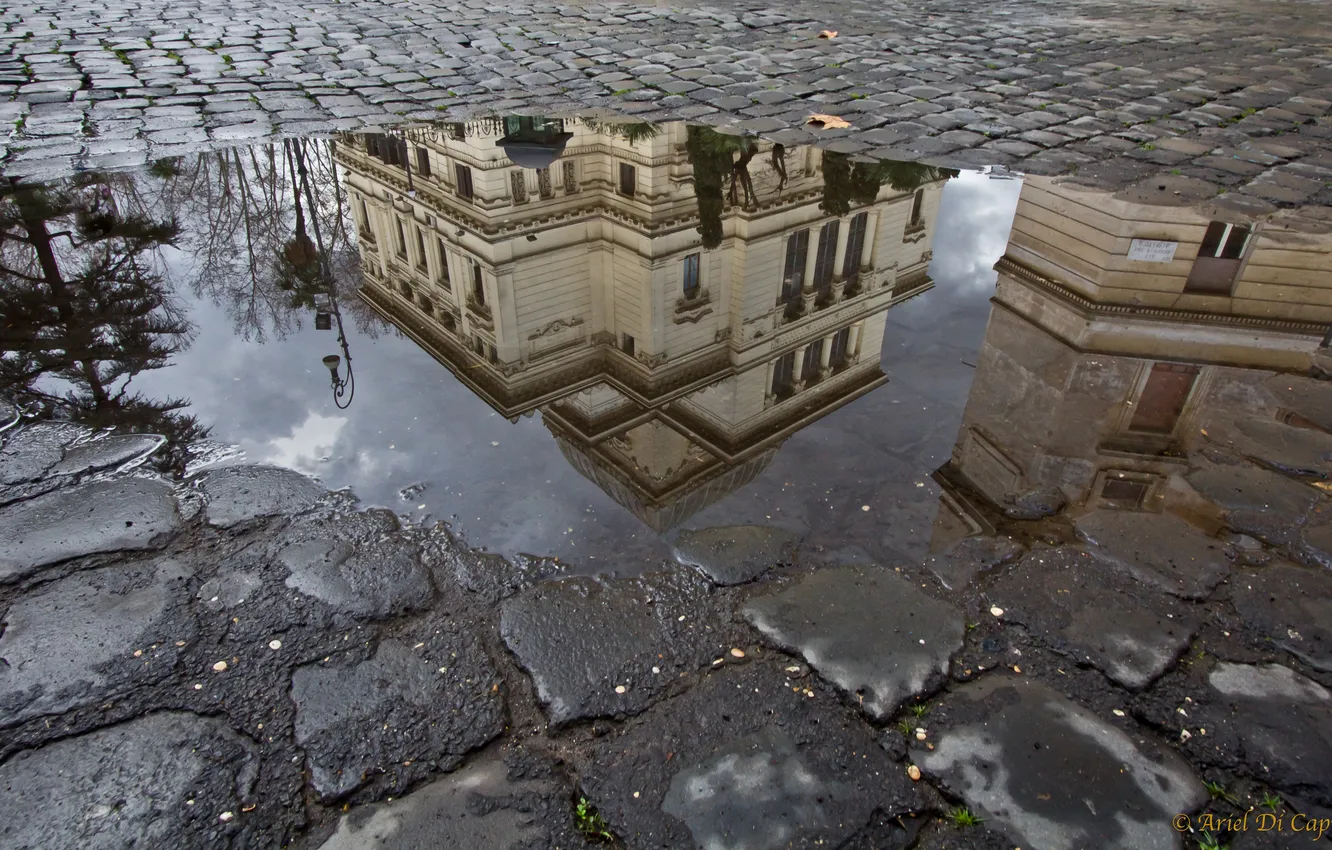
[807,113,851,130]
[818,30,838,39]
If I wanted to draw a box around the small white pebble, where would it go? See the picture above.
[212,661,228,672]
[193,683,203,690]
[633,791,640,799]
[651,666,660,674]
[861,505,870,512]
[268,640,282,651]
[1112,709,1126,717]
[615,685,626,694]
[989,606,1004,617]
[219,812,234,823]
[730,648,745,658]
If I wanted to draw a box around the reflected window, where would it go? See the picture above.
[441,312,457,333]
[771,351,795,397]
[1128,363,1199,434]
[781,229,809,301]
[416,147,432,177]
[909,189,924,228]
[366,134,407,167]
[1185,221,1251,294]
[813,220,838,300]
[415,227,427,271]
[395,218,407,257]
[418,295,434,315]
[437,238,450,289]
[358,198,374,241]
[843,212,868,286]
[619,163,636,197]
[1101,477,1149,507]
[829,326,850,368]
[802,341,821,380]
[488,344,498,364]
[455,164,474,200]
[621,333,635,356]
[682,253,701,300]
[471,261,485,305]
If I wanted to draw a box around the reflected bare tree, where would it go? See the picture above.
[0,175,206,474]
[156,140,379,342]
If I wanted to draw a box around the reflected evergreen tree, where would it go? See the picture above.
[820,152,953,216]
[686,126,753,250]
[0,175,206,475]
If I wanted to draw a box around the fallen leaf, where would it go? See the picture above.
[807,113,851,130]
[817,29,838,39]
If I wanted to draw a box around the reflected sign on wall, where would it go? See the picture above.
[1127,239,1179,263]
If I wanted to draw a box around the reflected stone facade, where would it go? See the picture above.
[998,174,1332,372]
[335,119,947,529]
[936,173,1332,535]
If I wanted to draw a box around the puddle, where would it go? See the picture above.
[0,116,1021,570]
[5,113,1330,575]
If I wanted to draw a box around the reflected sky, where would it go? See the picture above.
[5,126,1021,572]
[133,168,1018,571]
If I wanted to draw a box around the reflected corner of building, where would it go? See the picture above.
[332,117,947,532]
[932,172,1332,547]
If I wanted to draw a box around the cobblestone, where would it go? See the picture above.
[0,0,1327,199]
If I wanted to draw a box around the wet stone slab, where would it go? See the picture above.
[1194,663,1332,807]
[0,557,195,727]
[988,547,1198,689]
[1227,416,1332,479]
[743,564,964,719]
[1230,563,1332,672]
[918,676,1206,850]
[0,477,180,582]
[0,421,90,485]
[279,537,435,619]
[499,568,732,727]
[581,662,925,850]
[316,754,559,849]
[291,635,504,800]
[1075,509,1230,599]
[924,534,1025,590]
[1186,459,1321,546]
[0,711,259,850]
[672,524,801,585]
[201,464,325,526]
[48,433,164,477]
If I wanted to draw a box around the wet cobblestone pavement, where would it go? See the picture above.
[1,0,1332,210]
[2,0,1332,839]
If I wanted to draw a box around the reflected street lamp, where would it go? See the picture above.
[314,290,354,408]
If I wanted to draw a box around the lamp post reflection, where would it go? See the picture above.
[314,292,355,409]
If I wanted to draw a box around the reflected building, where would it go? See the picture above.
[936,173,1332,534]
[334,118,947,530]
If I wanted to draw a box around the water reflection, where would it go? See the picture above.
[0,172,204,471]
[932,173,1332,542]
[338,118,952,531]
